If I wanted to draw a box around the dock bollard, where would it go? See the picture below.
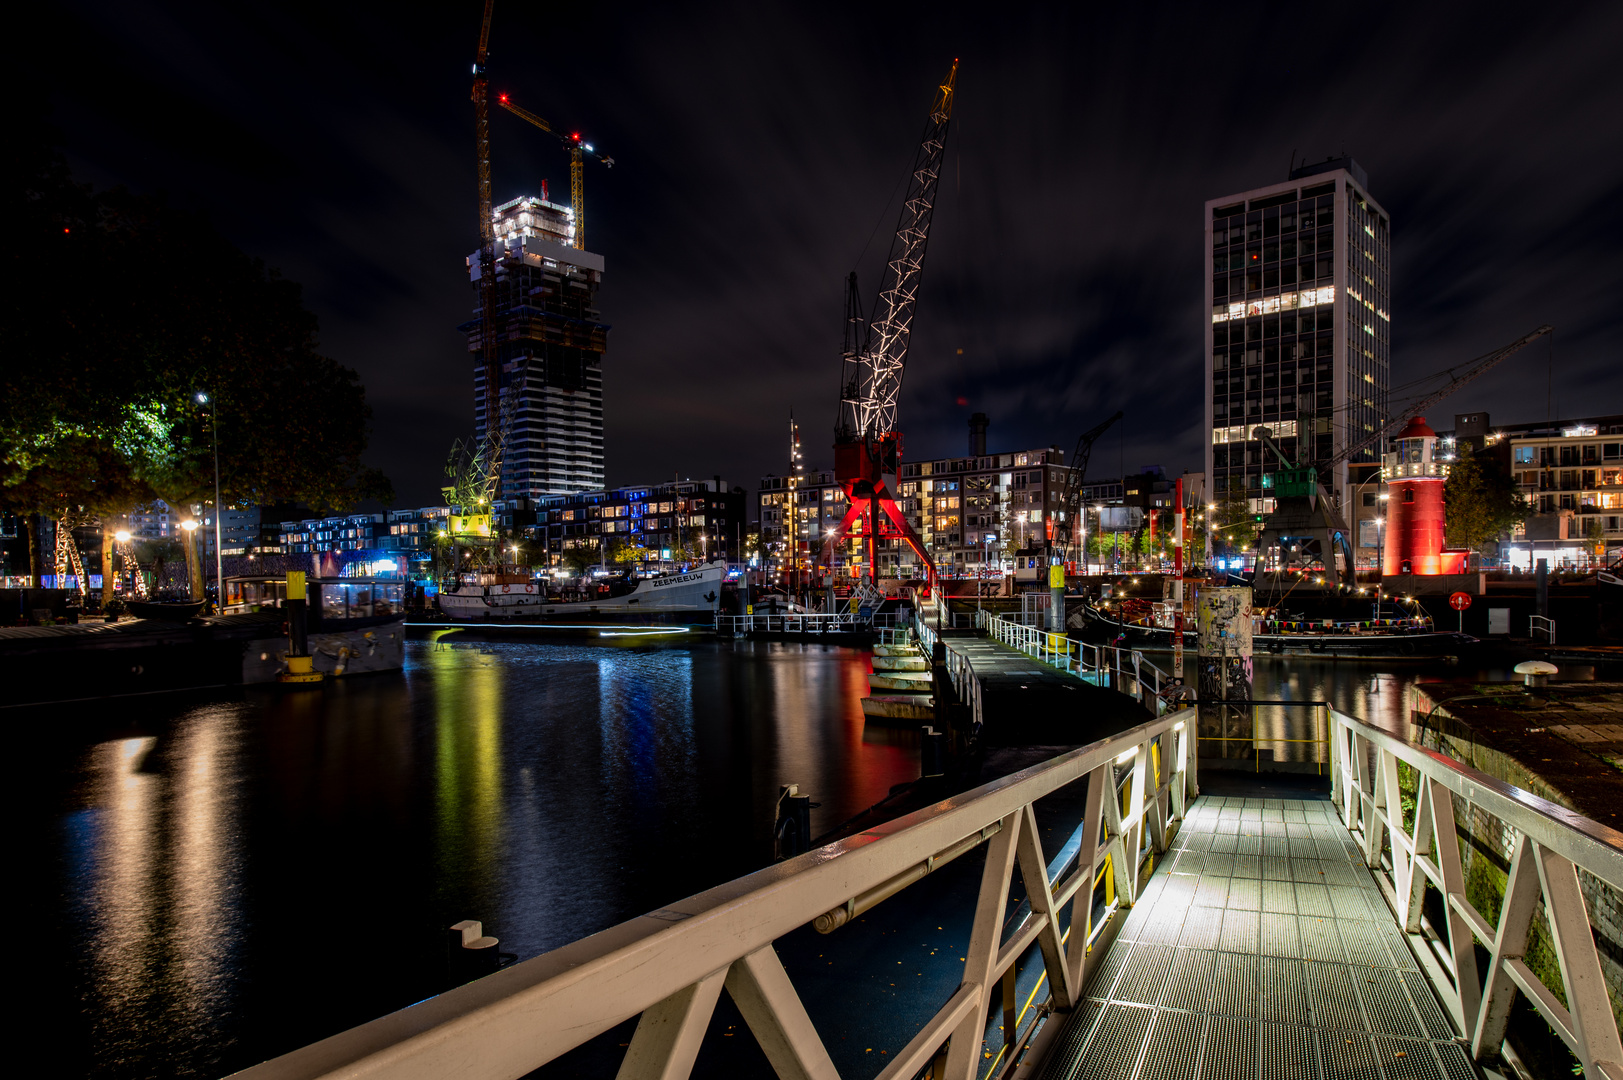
[447,919,500,985]
[774,784,813,860]
[920,726,946,777]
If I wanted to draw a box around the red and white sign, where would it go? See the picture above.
[1448,591,1472,611]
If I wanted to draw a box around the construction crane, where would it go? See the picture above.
[1316,324,1552,479]
[497,93,614,251]
[1052,411,1123,563]
[1253,324,1554,589]
[470,0,498,466]
[440,0,516,561]
[822,60,958,598]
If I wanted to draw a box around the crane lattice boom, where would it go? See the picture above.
[837,61,957,442]
[1319,324,1552,475]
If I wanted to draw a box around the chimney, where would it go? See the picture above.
[968,413,989,457]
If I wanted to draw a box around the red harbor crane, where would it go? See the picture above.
[822,60,959,597]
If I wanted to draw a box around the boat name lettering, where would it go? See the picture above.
[651,573,704,588]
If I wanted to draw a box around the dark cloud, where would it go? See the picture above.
[26,2,1623,506]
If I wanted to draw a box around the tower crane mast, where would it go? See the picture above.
[496,93,615,251]
[442,0,517,545]
[824,60,958,597]
[471,0,498,468]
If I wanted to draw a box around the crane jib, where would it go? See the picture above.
[826,60,959,595]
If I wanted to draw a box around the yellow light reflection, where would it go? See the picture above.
[88,736,159,1023]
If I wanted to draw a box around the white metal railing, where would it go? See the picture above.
[911,604,983,733]
[975,609,1179,714]
[1530,614,1557,644]
[1328,708,1623,1079]
[233,712,1197,1080]
[717,611,902,635]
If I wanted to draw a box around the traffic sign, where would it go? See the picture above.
[1449,591,1473,611]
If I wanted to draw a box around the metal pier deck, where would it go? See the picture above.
[1040,794,1478,1080]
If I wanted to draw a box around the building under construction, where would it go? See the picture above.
[462,194,608,498]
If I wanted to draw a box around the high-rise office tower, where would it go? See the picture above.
[1203,157,1390,515]
[463,194,608,498]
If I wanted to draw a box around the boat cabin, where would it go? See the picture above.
[224,575,407,627]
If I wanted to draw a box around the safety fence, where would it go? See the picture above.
[234,709,1197,1080]
[1328,708,1623,1079]
[973,609,1180,715]
[912,603,984,734]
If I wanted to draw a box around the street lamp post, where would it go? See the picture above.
[198,392,223,611]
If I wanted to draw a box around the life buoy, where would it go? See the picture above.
[502,584,511,594]
[525,584,534,594]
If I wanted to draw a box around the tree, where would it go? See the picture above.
[606,534,646,568]
[1583,517,1605,563]
[1444,448,1527,552]
[560,545,596,577]
[3,129,391,535]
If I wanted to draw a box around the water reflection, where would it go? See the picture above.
[37,638,1483,1079]
[1249,658,1596,761]
[87,736,159,1053]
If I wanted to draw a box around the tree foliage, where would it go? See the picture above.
[1444,448,1527,550]
[3,124,391,521]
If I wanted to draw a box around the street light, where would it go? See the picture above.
[197,392,223,611]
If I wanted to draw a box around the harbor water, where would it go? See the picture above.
[19,637,1563,1078]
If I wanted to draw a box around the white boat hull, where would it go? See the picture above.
[436,564,725,622]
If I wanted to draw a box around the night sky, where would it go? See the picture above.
[27,2,1623,508]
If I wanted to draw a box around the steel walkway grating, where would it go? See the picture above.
[1039,796,1482,1080]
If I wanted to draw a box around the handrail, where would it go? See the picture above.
[912,602,982,732]
[231,709,1198,1080]
[717,611,900,635]
[1327,707,1623,1079]
[974,608,1179,714]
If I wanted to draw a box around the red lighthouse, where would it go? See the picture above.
[1382,416,1466,575]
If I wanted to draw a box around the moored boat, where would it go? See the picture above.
[1081,600,1477,660]
[434,561,726,624]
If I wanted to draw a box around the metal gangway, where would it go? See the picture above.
[233,695,1622,1080]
